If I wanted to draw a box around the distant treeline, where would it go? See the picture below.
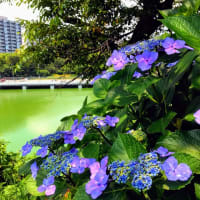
[0,51,76,77]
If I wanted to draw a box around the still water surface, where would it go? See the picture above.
[0,89,93,152]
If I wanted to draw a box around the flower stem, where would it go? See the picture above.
[94,127,112,146]
[143,191,151,200]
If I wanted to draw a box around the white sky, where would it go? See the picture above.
[0,2,39,21]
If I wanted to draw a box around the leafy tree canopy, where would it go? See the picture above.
[11,0,181,78]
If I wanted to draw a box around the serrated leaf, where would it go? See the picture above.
[109,133,146,162]
[156,129,200,159]
[111,63,137,84]
[58,115,77,131]
[82,143,99,159]
[174,153,200,174]
[93,79,111,98]
[105,86,138,106]
[147,112,176,134]
[128,76,160,99]
[161,176,193,190]
[18,158,42,176]
[73,184,91,200]
[160,0,200,18]
[25,175,45,197]
[78,99,107,115]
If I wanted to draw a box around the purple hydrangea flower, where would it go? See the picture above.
[133,71,142,78]
[106,50,130,71]
[86,156,108,199]
[86,169,108,199]
[136,50,158,71]
[97,119,106,128]
[72,123,86,141]
[21,142,32,156]
[162,156,192,181]
[31,161,39,179]
[162,37,185,55]
[45,185,56,196]
[36,145,48,158]
[70,157,96,174]
[105,115,119,127]
[90,74,102,84]
[194,109,200,125]
[38,176,56,196]
[156,146,174,157]
[101,71,116,79]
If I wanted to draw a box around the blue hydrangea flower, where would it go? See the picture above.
[36,145,48,158]
[162,156,192,181]
[106,50,130,71]
[120,39,162,54]
[30,131,66,147]
[21,142,32,156]
[162,37,185,55]
[194,109,200,125]
[132,174,152,191]
[31,161,39,179]
[136,50,158,71]
[108,161,131,184]
[41,148,78,177]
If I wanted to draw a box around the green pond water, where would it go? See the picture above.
[0,88,94,152]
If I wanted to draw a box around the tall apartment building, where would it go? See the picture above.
[0,16,22,53]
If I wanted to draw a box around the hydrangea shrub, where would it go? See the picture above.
[19,15,200,200]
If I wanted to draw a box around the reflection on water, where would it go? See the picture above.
[0,89,94,152]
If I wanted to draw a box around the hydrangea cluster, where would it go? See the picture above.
[86,157,109,199]
[120,39,162,54]
[40,148,78,177]
[21,131,66,156]
[91,37,193,84]
[109,152,161,191]
[108,147,192,192]
[21,115,119,157]
[108,161,132,184]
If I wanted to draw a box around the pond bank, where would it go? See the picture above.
[0,78,92,89]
